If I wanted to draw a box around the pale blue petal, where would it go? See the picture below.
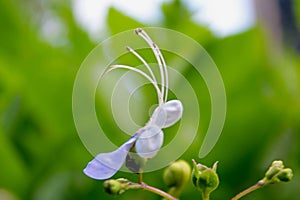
[135,126,163,159]
[161,100,183,128]
[150,100,183,128]
[83,135,137,180]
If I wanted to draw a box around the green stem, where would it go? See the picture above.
[201,192,210,200]
[167,186,183,198]
[138,172,143,184]
[128,182,178,200]
[231,180,265,200]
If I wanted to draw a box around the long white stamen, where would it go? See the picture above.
[154,44,169,102]
[125,46,158,86]
[126,46,164,102]
[103,64,163,105]
[135,28,166,104]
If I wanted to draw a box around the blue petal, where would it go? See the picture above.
[83,135,137,180]
[150,100,183,128]
[135,126,163,159]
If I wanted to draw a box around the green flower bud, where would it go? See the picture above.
[263,160,293,185]
[163,160,191,197]
[265,160,284,180]
[192,159,219,199]
[277,168,293,182]
[103,179,127,195]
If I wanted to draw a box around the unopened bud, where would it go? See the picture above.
[263,160,293,185]
[277,168,293,182]
[103,179,126,195]
[192,159,219,198]
[265,160,284,180]
[163,160,191,197]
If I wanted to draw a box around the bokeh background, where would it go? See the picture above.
[1,0,300,199]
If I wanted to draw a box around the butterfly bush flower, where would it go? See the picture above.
[84,28,183,180]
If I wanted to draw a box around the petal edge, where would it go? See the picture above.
[83,135,137,180]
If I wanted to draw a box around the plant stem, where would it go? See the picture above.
[128,182,178,200]
[167,187,182,198]
[231,180,265,200]
[201,192,210,200]
[138,172,143,184]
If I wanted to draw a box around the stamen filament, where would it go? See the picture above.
[135,28,166,104]
[103,64,163,105]
[154,43,169,102]
[125,46,159,90]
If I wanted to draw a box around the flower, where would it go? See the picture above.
[83,28,183,180]
[83,100,183,180]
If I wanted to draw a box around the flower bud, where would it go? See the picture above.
[265,160,284,180]
[163,160,191,197]
[163,160,191,187]
[192,159,219,198]
[277,168,293,182]
[103,179,126,195]
[263,160,293,185]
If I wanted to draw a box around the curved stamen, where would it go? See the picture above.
[136,29,169,102]
[135,28,166,105]
[125,46,162,103]
[126,46,157,84]
[103,64,163,105]
[153,43,169,102]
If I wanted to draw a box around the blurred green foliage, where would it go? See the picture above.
[0,0,299,199]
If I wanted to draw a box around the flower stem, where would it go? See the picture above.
[128,182,178,200]
[231,180,265,200]
[201,192,210,200]
[138,172,143,184]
